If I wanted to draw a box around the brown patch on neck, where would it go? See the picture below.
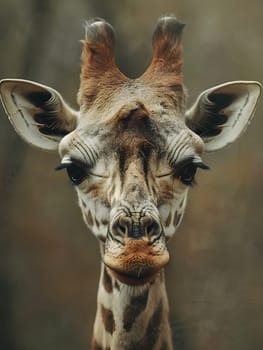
[101,305,115,335]
[165,211,172,227]
[123,289,149,331]
[173,211,182,226]
[86,210,94,226]
[114,280,120,291]
[126,301,164,350]
[103,266,113,293]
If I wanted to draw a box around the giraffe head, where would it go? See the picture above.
[1,16,261,286]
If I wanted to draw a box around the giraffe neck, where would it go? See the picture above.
[92,263,173,350]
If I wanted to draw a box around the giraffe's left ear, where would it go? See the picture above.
[185,81,262,152]
[0,79,78,151]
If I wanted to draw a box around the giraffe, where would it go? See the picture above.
[0,16,261,350]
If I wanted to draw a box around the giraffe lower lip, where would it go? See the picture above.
[103,238,170,285]
[108,267,159,286]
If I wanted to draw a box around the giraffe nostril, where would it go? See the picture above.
[118,224,126,235]
[111,214,161,240]
[112,216,130,236]
[145,220,161,236]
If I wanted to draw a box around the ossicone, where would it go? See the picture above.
[152,15,185,54]
[81,18,116,68]
[79,16,186,112]
[140,15,186,110]
[142,15,185,78]
[79,18,127,110]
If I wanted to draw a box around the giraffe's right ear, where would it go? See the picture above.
[0,79,78,151]
[185,81,261,152]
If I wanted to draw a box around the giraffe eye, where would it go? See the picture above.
[56,159,89,185]
[174,158,209,186]
[66,163,88,185]
[178,163,197,186]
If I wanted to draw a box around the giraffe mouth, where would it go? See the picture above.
[108,267,160,286]
[103,238,169,285]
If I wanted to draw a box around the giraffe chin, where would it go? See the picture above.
[108,268,160,286]
[103,239,170,286]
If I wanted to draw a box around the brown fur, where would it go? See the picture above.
[173,211,182,226]
[110,239,168,274]
[79,16,185,115]
[114,280,120,291]
[97,234,106,242]
[165,211,172,227]
[123,289,149,331]
[158,179,176,201]
[126,301,163,350]
[108,101,150,125]
[101,305,115,335]
[86,210,94,226]
[101,218,109,226]
[104,239,169,286]
[81,183,101,197]
[141,16,185,110]
[81,16,186,349]
[103,267,113,293]
[79,21,127,111]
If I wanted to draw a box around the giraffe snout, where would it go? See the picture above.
[104,204,169,285]
[111,213,163,241]
[112,213,162,240]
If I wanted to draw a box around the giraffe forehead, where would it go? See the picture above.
[108,113,188,155]
[79,77,185,123]
[77,95,187,144]
[59,109,201,167]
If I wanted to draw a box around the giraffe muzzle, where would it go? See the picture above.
[104,212,169,285]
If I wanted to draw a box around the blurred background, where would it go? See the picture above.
[0,0,262,349]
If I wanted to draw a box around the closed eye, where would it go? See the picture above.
[157,157,209,186]
[56,157,108,185]
[176,158,209,186]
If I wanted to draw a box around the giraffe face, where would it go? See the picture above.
[57,100,206,285]
[1,16,260,287]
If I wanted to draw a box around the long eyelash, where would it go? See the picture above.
[55,157,90,172]
[55,156,73,171]
[55,163,70,171]
[195,162,210,170]
[190,162,210,187]
[174,157,210,171]
[174,157,210,188]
